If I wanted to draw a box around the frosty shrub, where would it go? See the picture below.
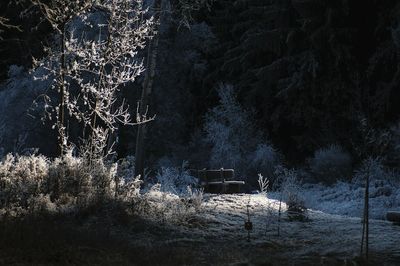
[27,194,56,215]
[156,161,198,194]
[115,156,143,200]
[0,154,49,209]
[116,176,142,201]
[250,143,281,181]
[0,150,148,218]
[257,173,269,194]
[46,148,119,207]
[275,166,305,212]
[47,150,87,201]
[0,151,203,225]
[141,184,204,225]
[184,186,204,212]
[116,156,136,181]
[309,144,352,184]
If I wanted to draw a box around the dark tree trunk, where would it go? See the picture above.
[135,0,162,179]
[58,22,66,156]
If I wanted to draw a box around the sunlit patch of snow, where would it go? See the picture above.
[171,193,400,261]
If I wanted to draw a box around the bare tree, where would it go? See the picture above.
[31,0,95,156]
[32,0,154,161]
[65,0,154,162]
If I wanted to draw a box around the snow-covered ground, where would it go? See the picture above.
[298,182,400,220]
[129,193,400,265]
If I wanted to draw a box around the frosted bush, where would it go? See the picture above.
[117,176,142,201]
[141,184,203,225]
[0,150,146,216]
[13,154,49,181]
[28,193,56,214]
[250,143,281,178]
[309,144,352,184]
[0,152,202,224]
[7,65,24,79]
[47,150,91,202]
[156,161,198,194]
[0,154,49,208]
[275,166,305,212]
[257,174,269,194]
[117,156,136,181]
[185,186,204,212]
[91,162,117,199]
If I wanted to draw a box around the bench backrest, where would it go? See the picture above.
[196,169,235,183]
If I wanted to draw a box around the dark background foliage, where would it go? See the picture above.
[1,0,399,171]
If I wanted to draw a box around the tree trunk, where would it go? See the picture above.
[135,0,162,179]
[58,22,66,156]
[360,170,369,260]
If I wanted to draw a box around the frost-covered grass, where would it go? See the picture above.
[1,150,399,264]
[300,158,400,220]
[0,147,398,265]
[268,177,400,220]
[0,152,204,227]
[2,192,398,265]
[300,181,400,220]
[0,153,208,265]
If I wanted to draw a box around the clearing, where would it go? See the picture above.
[132,193,400,265]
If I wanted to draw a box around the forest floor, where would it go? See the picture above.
[1,193,400,265]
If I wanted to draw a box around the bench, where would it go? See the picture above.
[192,168,245,194]
[387,211,400,225]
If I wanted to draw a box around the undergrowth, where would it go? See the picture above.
[0,151,204,227]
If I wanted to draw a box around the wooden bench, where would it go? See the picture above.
[192,168,245,194]
[387,211,400,225]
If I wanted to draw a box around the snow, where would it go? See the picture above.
[296,182,400,220]
[123,192,400,264]
[172,193,400,263]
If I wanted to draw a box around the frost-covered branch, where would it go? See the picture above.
[30,0,98,155]
[30,0,95,33]
[65,0,154,159]
[173,0,214,28]
[0,17,22,40]
[32,0,154,159]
